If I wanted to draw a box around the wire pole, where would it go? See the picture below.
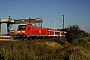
[29,17,30,24]
[54,18,55,30]
[62,15,64,29]
[54,19,55,36]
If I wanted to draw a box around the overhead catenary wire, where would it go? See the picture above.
[0,1,25,18]
[14,0,54,21]
[0,0,40,18]
[0,9,17,16]
[0,0,54,22]
[0,5,24,18]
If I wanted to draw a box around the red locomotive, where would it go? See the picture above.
[16,24,66,39]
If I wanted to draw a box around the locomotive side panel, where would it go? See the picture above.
[31,26,49,36]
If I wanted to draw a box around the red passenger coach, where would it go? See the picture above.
[16,24,66,39]
[48,29,66,37]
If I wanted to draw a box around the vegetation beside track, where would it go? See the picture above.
[0,37,90,60]
[0,25,90,60]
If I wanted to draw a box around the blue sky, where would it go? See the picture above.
[0,0,90,34]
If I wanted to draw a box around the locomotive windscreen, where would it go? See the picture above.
[18,25,26,29]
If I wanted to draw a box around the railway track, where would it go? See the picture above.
[0,36,16,41]
[0,35,58,42]
[0,38,57,42]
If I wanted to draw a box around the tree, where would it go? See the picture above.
[65,25,87,42]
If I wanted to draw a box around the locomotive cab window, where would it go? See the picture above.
[18,25,26,29]
[55,32,60,34]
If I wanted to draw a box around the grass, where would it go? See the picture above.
[0,37,90,60]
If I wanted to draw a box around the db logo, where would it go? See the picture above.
[39,30,41,33]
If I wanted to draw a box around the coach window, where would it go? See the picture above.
[55,32,60,34]
[55,32,57,34]
[61,32,65,35]
[51,31,54,34]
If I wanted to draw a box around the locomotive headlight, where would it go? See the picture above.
[17,31,25,33]
[17,31,20,33]
[22,31,25,32]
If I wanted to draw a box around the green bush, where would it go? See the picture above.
[65,25,88,43]
[0,50,5,60]
[7,52,37,60]
[55,37,66,45]
[25,54,37,60]
[87,37,90,42]
[72,38,88,46]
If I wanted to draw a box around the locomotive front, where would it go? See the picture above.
[16,25,27,37]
